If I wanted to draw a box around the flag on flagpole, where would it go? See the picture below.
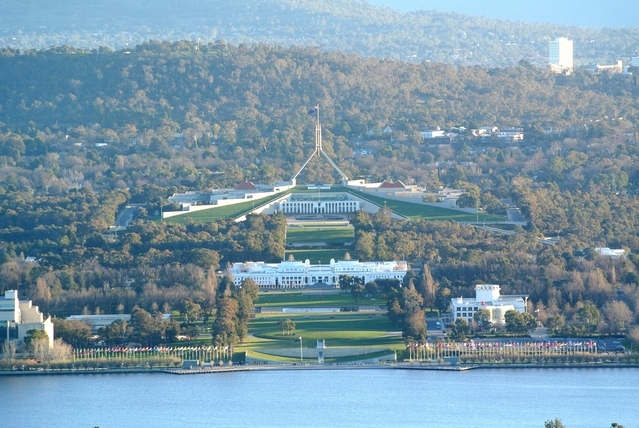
[295,336,302,342]
[308,105,319,115]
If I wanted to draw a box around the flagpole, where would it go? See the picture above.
[300,336,303,362]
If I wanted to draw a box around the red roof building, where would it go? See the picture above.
[234,181,258,191]
[379,180,406,189]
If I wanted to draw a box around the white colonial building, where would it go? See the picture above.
[450,284,528,325]
[1,290,54,348]
[231,259,408,289]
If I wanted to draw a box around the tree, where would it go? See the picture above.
[546,314,565,334]
[235,288,255,342]
[212,296,239,347]
[473,309,492,332]
[544,419,565,428]
[165,319,181,342]
[365,281,379,296]
[403,308,427,342]
[629,326,639,349]
[387,299,404,327]
[351,282,366,302]
[603,300,633,333]
[180,299,203,323]
[240,278,260,302]
[53,318,92,348]
[418,263,438,310]
[504,310,536,334]
[129,308,167,346]
[1,340,17,359]
[103,319,129,345]
[278,318,296,335]
[575,302,600,333]
[24,329,49,353]
[202,266,218,315]
[355,231,375,260]
[450,318,471,340]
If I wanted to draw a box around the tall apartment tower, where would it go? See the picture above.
[549,37,574,71]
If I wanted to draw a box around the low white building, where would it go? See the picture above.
[497,128,524,141]
[595,247,626,258]
[0,290,54,348]
[450,284,528,325]
[420,129,445,139]
[279,193,360,214]
[231,259,408,289]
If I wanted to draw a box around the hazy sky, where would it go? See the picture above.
[366,0,639,27]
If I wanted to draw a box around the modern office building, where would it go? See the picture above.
[549,37,574,71]
[231,259,408,289]
[450,284,528,325]
[0,290,54,348]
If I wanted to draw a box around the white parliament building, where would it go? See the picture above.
[450,284,528,325]
[231,259,408,289]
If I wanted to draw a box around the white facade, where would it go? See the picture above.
[450,284,528,325]
[595,247,626,258]
[0,290,54,348]
[497,128,524,141]
[279,193,360,214]
[549,37,573,71]
[421,129,445,139]
[231,259,408,289]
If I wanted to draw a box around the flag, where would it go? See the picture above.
[308,105,319,115]
[295,336,302,342]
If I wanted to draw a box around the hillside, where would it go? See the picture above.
[1,0,638,67]
[0,41,638,334]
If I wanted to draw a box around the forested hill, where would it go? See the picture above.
[2,42,638,133]
[1,0,637,67]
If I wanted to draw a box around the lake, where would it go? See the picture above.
[1,367,637,427]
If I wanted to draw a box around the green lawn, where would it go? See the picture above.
[164,192,289,224]
[345,188,503,222]
[240,312,403,351]
[256,291,381,307]
[286,224,354,245]
[233,292,403,361]
[284,248,351,264]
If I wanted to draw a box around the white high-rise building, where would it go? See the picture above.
[631,57,639,67]
[549,37,574,71]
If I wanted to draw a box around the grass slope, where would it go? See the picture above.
[164,192,288,224]
[346,188,503,222]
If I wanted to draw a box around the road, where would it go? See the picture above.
[114,205,140,228]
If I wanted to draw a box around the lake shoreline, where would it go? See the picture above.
[2,361,638,376]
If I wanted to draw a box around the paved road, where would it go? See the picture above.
[114,206,140,228]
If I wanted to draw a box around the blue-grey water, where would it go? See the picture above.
[1,368,638,428]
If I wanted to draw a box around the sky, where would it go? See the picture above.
[366,0,639,28]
